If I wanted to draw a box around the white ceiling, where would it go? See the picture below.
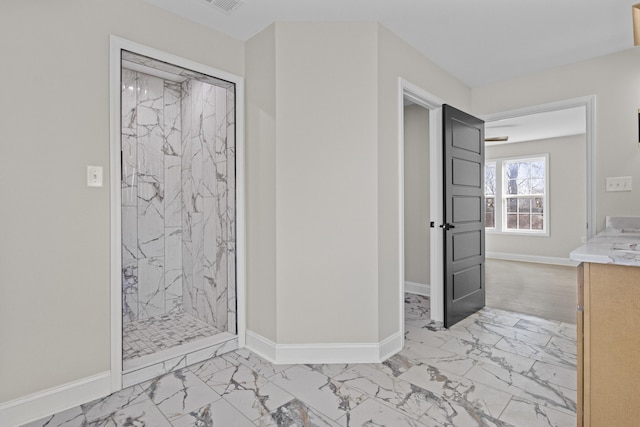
[484,106,586,145]
[145,0,637,88]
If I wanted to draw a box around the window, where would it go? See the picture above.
[484,155,548,234]
[485,162,496,228]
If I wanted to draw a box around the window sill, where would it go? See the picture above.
[486,229,549,237]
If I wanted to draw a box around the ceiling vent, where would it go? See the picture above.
[204,0,243,15]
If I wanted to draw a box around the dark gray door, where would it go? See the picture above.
[442,104,485,328]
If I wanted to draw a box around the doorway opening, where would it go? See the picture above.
[403,100,433,327]
[481,97,595,323]
[398,79,445,340]
[398,89,595,330]
[109,37,246,391]
[403,101,431,298]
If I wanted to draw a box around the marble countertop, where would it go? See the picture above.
[570,217,640,267]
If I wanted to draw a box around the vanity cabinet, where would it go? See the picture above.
[577,262,640,427]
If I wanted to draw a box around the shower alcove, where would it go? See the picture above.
[118,49,239,387]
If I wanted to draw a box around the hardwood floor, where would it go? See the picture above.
[485,259,578,324]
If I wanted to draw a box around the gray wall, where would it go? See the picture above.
[404,104,430,285]
[472,48,640,232]
[18,0,640,410]
[0,0,244,404]
[376,25,471,338]
[485,135,587,259]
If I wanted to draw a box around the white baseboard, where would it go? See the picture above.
[404,281,430,296]
[245,330,402,365]
[244,330,277,363]
[378,331,403,362]
[0,371,111,427]
[486,252,579,267]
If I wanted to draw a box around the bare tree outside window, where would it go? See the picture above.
[484,155,548,234]
[485,162,496,228]
[504,159,545,231]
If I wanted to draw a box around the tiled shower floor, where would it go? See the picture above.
[123,311,221,361]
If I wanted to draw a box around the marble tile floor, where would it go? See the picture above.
[24,294,577,427]
[123,311,222,361]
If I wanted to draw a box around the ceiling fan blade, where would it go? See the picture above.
[485,136,509,142]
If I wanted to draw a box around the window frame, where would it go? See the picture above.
[484,161,497,230]
[485,154,550,236]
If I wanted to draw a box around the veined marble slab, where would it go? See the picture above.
[570,216,640,266]
[121,59,237,332]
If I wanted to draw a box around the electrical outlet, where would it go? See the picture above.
[605,176,632,192]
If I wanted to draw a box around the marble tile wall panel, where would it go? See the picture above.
[180,80,193,242]
[121,69,138,209]
[226,90,235,164]
[225,86,237,334]
[163,82,182,157]
[164,227,182,312]
[137,180,164,260]
[121,200,139,264]
[214,85,228,163]
[122,61,236,333]
[180,78,196,325]
[136,74,164,184]
[191,212,204,295]
[121,71,168,323]
[121,134,138,210]
[122,206,138,323]
[214,265,229,330]
[197,286,217,328]
[215,86,230,332]
[182,238,195,319]
[121,69,139,324]
[164,155,182,228]
[180,79,236,333]
[180,180,193,244]
[165,298,182,314]
[136,75,165,266]
[138,256,165,319]
[227,239,237,333]
[163,81,182,310]
[201,83,218,199]
[190,80,204,213]
[203,196,224,329]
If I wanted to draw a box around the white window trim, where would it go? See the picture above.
[484,161,497,231]
[486,154,550,237]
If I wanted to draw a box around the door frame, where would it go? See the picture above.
[108,36,247,392]
[398,78,446,326]
[480,96,597,240]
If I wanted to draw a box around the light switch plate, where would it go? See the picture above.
[605,176,632,192]
[87,165,103,187]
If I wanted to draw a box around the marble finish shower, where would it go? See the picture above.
[120,51,236,365]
